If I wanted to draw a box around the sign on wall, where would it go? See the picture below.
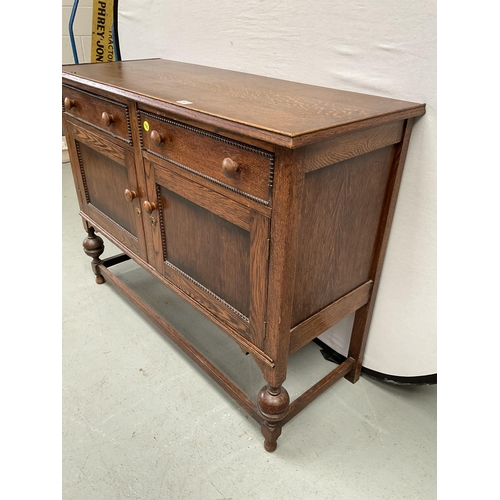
[90,0,116,63]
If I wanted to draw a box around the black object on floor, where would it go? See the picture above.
[313,339,437,386]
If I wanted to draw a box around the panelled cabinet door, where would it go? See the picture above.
[65,120,148,260]
[144,159,270,348]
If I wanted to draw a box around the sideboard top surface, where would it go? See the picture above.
[62,58,425,147]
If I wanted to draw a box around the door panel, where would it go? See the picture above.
[161,186,251,317]
[77,142,138,235]
[146,159,270,346]
[65,120,147,260]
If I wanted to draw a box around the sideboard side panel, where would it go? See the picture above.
[291,144,396,328]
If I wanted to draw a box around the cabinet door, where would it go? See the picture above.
[65,120,148,260]
[144,159,270,347]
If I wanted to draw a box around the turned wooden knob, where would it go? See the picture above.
[64,97,75,111]
[124,189,137,202]
[101,111,114,126]
[222,158,240,178]
[143,200,158,214]
[150,130,164,147]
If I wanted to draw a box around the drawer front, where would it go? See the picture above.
[139,111,274,204]
[62,85,132,144]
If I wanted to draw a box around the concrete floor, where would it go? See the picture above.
[62,161,437,499]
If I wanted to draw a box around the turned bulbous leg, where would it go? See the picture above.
[83,227,105,284]
[257,384,290,452]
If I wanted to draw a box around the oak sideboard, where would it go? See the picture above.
[62,59,425,451]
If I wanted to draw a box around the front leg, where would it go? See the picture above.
[82,226,105,284]
[257,384,290,452]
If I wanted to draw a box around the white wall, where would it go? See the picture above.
[77,0,437,377]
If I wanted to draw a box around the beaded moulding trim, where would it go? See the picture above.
[138,110,275,206]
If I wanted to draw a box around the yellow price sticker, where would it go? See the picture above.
[143,121,150,132]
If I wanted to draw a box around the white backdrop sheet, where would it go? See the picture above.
[117,0,437,377]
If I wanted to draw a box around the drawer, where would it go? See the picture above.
[62,85,132,144]
[138,111,274,204]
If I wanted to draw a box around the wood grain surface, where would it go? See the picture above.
[160,185,251,317]
[63,84,132,143]
[291,145,395,327]
[289,281,373,354]
[138,110,273,203]
[63,59,425,146]
[63,119,148,260]
[345,119,416,384]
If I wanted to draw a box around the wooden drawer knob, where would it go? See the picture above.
[143,200,158,214]
[64,97,75,111]
[222,158,240,178]
[101,111,114,127]
[124,189,137,202]
[150,130,164,147]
